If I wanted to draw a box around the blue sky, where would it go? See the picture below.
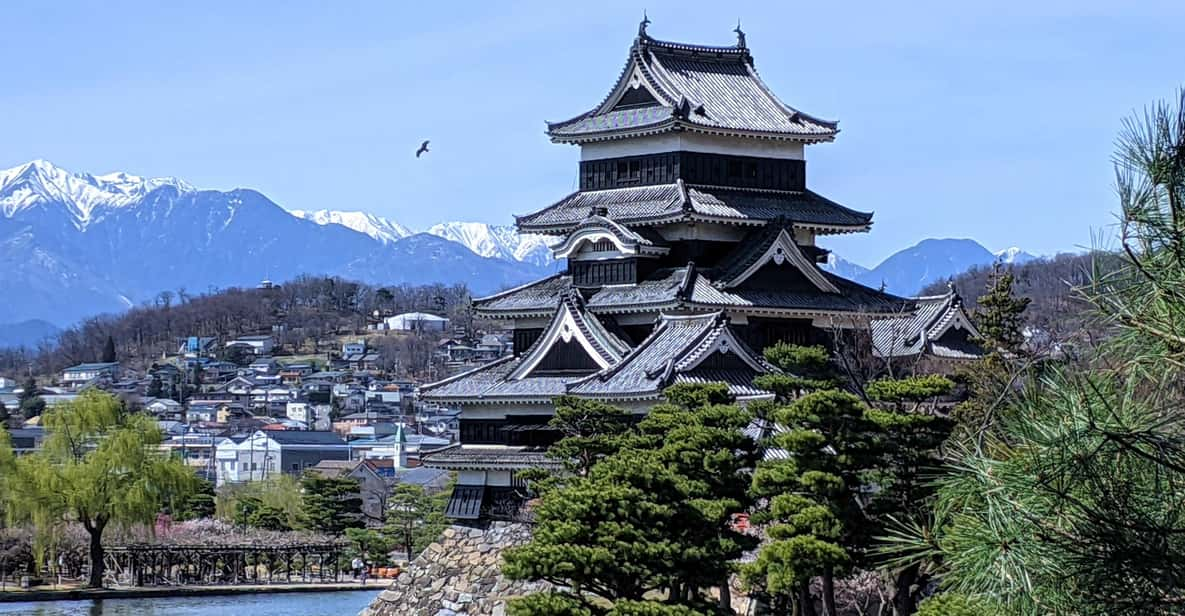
[2,1,1182,267]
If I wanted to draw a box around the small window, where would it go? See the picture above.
[291,463,300,471]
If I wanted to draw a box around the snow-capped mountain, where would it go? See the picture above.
[820,253,870,281]
[291,209,412,245]
[0,159,193,228]
[427,221,557,268]
[995,246,1037,264]
[0,160,547,328]
[828,239,1042,296]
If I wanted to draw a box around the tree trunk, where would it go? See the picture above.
[822,568,837,616]
[86,520,106,588]
[892,563,921,616]
[799,582,818,616]
[719,573,732,611]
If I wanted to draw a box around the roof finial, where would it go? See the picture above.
[638,10,651,38]
[733,19,746,48]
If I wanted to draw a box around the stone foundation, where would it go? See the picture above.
[360,521,550,616]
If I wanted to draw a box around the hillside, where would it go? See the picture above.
[0,160,548,328]
[921,250,1123,342]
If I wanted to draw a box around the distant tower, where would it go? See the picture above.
[393,422,409,468]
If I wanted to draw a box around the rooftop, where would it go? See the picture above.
[546,26,837,144]
[516,183,871,235]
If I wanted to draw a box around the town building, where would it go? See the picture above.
[225,335,274,356]
[380,312,449,332]
[420,23,980,520]
[213,430,349,486]
[61,362,120,387]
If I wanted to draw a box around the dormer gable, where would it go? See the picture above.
[510,291,631,379]
[714,225,839,293]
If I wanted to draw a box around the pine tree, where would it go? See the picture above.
[299,472,365,534]
[906,90,1185,615]
[505,383,755,615]
[865,375,955,615]
[972,264,1031,354]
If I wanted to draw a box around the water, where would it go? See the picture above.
[0,590,378,615]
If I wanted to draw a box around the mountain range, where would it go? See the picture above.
[822,239,1036,296]
[0,160,553,330]
[0,159,1042,346]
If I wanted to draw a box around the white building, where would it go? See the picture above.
[381,312,449,332]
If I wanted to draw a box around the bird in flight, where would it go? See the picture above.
[415,140,430,158]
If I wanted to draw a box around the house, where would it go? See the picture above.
[178,336,218,358]
[225,335,274,356]
[145,397,184,419]
[160,432,217,470]
[214,430,349,486]
[349,424,451,465]
[249,357,279,375]
[342,341,367,357]
[61,362,119,387]
[7,427,45,454]
[286,400,312,423]
[382,312,449,332]
[308,459,391,525]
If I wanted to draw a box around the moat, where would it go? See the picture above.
[0,590,377,615]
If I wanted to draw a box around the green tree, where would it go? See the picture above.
[972,264,1031,354]
[299,472,364,535]
[951,265,1032,442]
[0,391,196,587]
[906,91,1185,615]
[174,478,216,520]
[505,383,754,615]
[384,483,449,560]
[217,475,303,529]
[145,372,164,399]
[346,527,398,566]
[865,375,955,615]
[746,389,880,616]
[546,395,632,477]
[18,376,44,421]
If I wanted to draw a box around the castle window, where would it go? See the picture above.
[589,239,616,253]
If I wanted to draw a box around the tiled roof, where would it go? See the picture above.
[688,270,910,315]
[568,312,771,399]
[547,34,838,143]
[516,183,870,234]
[266,431,348,446]
[870,289,984,359]
[419,356,570,403]
[475,264,906,318]
[517,184,686,232]
[474,273,573,315]
[423,445,562,471]
[673,368,772,398]
[585,267,691,313]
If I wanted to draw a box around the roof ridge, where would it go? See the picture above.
[473,271,568,303]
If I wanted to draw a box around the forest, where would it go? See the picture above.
[0,276,476,379]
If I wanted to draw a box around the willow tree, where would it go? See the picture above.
[0,391,196,587]
[898,91,1185,615]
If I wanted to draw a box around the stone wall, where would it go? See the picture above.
[360,521,550,616]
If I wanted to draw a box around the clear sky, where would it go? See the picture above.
[2,1,1181,267]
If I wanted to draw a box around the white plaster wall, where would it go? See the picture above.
[487,471,512,487]
[458,470,487,486]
